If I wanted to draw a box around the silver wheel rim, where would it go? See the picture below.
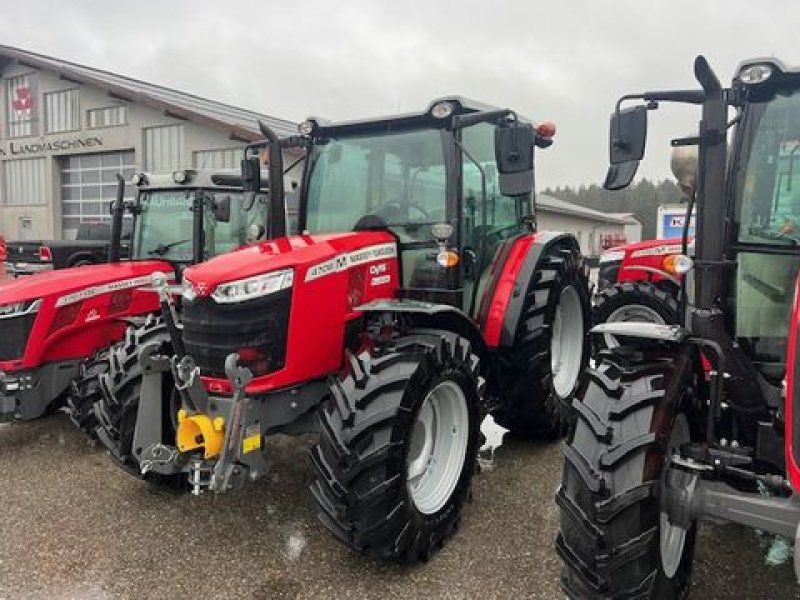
[407,380,469,515]
[551,286,585,399]
[660,413,691,578]
[603,303,666,349]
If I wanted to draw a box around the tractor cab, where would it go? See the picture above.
[123,169,271,269]
[728,74,800,381]
[280,98,554,316]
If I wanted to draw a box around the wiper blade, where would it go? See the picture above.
[148,239,191,256]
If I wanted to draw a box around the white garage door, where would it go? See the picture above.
[60,150,135,239]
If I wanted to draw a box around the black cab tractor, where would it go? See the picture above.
[94,97,591,562]
[0,167,272,433]
[558,56,800,598]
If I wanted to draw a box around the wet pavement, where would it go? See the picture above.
[1,414,798,599]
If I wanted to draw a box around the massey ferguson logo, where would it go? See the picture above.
[304,243,397,282]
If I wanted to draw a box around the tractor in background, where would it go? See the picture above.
[94,97,591,563]
[0,168,273,431]
[558,56,800,598]
[593,237,686,349]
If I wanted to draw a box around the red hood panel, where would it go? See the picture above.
[0,260,172,305]
[610,237,685,254]
[184,232,397,291]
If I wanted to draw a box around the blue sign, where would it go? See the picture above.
[661,210,696,239]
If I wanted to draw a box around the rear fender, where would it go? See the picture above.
[478,232,582,348]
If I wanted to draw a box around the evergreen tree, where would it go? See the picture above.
[542,178,685,239]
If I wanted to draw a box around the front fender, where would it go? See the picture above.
[590,321,688,343]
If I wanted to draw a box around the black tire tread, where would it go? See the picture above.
[310,329,482,563]
[557,346,697,599]
[492,242,590,439]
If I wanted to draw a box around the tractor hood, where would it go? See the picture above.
[183,231,397,297]
[0,260,173,306]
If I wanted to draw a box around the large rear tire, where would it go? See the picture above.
[310,329,483,563]
[66,350,108,437]
[556,345,698,599]
[93,315,181,484]
[593,281,680,351]
[492,243,590,440]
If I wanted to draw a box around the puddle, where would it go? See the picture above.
[478,415,508,471]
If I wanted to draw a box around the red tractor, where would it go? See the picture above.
[594,237,687,349]
[94,98,591,562]
[558,56,800,597]
[0,168,273,429]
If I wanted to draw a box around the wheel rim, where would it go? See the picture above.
[603,303,666,349]
[407,380,469,515]
[551,285,585,399]
[660,413,691,578]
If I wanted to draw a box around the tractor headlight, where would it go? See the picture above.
[211,268,294,304]
[599,250,625,264]
[181,278,197,302]
[0,298,42,320]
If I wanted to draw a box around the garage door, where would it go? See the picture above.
[60,150,135,239]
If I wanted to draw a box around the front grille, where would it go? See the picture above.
[0,314,35,361]
[182,289,291,378]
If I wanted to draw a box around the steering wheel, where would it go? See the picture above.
[375,202,431,222]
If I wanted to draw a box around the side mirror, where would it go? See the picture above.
[212,194,231,223]
[605,105,647,190]
[495,121,535,196]
[241,157,261,193]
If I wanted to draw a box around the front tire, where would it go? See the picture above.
[556,345,698,599]
[310,329,483,563]
[93,315,180,484]
[492,242,590,439]
[66,350,109,436]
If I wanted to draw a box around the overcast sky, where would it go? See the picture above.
[2,1,799,188]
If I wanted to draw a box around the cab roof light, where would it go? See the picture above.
[738,63,774,84]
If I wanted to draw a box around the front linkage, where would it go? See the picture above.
[130,276,325,493]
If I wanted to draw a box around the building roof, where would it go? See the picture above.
[537,194,634,224]
[0,44,297,142]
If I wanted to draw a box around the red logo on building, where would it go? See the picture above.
[11,86,34,117]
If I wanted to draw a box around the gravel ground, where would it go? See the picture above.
[0,413,798,600]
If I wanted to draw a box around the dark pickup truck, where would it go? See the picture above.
[4,222,130,276]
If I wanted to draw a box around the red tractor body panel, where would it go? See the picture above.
[0,260,171,372]
[186,232,401,396]
[598,237,687,291]
[785,271,800,492]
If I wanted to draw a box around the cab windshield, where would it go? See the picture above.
[305,128,447,242]
[132,190,268,262]
[733,87,800,371]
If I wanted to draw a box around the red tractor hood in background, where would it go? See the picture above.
[609,237,685,256]
[185,231,398,295]
[0,260,172,306]
[0,259,174,371]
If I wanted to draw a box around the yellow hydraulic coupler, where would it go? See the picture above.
[176,409,225,459]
